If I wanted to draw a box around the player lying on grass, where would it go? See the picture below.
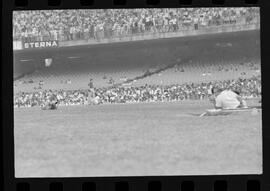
[209,87,247,110]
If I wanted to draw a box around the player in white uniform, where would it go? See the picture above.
[209,87,247,109]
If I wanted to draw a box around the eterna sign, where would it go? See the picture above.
[23,40,58,49]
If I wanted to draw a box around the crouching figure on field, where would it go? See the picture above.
[41,100,58,110]
[209,87,247,110]
[41,95,59,110]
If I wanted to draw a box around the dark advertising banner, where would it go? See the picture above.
[23,40,59,49]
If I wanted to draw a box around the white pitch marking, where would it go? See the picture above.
[20,59,32,62]
[67,56,80,59]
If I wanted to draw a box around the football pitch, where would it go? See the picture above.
[14,99,262,177]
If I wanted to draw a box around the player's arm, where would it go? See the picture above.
[213,96,223,109]
[236,95,243,103]
[209,95,222,109]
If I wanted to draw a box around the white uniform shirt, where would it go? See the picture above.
[215,90,240,109]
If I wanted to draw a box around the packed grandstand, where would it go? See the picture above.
[13,8,261,108]
[13,8,259,41]
[14,76,261,108]
[13,56,261,108]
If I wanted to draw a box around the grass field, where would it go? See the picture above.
[14,99,262,177]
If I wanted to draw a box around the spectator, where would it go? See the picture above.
[14,75,261,108]
[13,8,259,41]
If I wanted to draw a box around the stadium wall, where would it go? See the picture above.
[12,22,259,51]
[59,23,259,47]
[13,29,260,80]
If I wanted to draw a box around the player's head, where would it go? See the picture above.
[211,87,222,95]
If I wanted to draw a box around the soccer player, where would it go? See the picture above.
[41,101,58,110]
[88,78,94,89]
[209,87,247,109]
[41,94,58,110]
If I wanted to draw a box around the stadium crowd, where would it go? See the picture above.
[14,75,261,108]
[13,8,259,41]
